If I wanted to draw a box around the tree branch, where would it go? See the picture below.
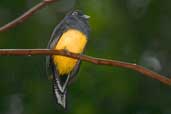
[0,49,170,85]
[0,0,58,32]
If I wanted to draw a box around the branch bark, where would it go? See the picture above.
[0,49,170,85]
[0,0,58,32]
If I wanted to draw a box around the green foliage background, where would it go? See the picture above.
[0,0,171,114]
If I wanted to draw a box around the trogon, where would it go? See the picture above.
[46,10,90,109]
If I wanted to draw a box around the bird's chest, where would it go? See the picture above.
[53,29,87,75]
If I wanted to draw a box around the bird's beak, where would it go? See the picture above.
[82,14,90,19]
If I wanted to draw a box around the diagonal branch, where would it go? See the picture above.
[0,0,58,32]
[0,49,170,85]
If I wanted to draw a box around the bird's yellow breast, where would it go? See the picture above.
[53,29,87,75]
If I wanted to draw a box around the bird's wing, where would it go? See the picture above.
[68,44,88,84]
[68,60,81,85]
[46,20,71,92]
[46,19,67,79]
[46,17,70,109]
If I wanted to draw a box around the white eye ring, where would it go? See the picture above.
[72,11,78,15]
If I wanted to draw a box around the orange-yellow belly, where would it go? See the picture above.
[53,29,87,75]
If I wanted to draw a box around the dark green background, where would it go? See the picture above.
[0,0,171,114]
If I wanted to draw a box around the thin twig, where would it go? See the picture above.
[0,0,58,32]
[0,49,170,85]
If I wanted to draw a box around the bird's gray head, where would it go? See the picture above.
[64,10,90,36]
[65,10,90,24]
[70,10,90,20]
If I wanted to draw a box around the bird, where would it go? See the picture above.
[46,10,90,109]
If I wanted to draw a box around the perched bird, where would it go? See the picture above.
[46,10,90,109]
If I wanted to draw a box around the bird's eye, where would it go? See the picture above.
[72,11,78,15]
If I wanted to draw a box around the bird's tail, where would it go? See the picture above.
[53,82,67,109]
